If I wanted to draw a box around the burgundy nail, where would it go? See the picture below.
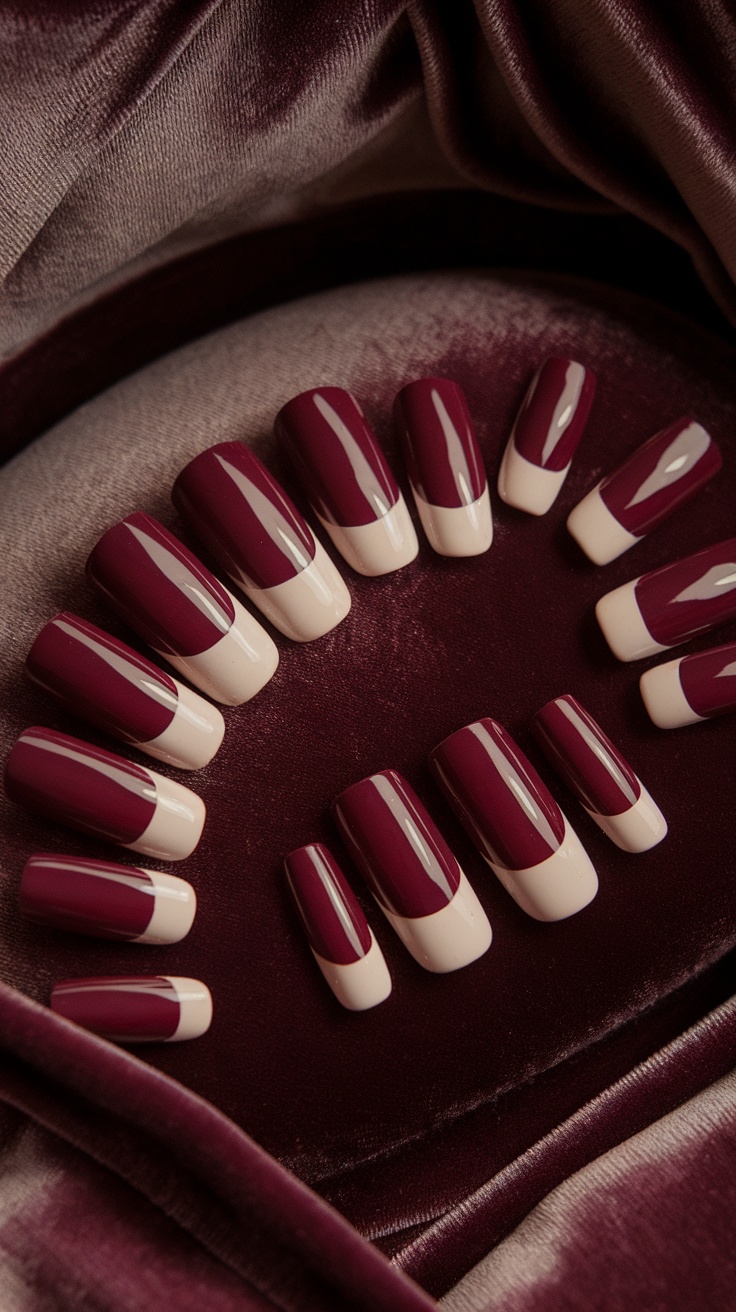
[4,727,205,860]
[332,769,491,972]
[276,388,418,575]
[86,512,278,705]
[394,377,492,556]
[498,358,596,515]
[640,639,736,729]
[567,416,721,564]
[430,719,598,921]
[50,976,212,1042]
[27,613,225,770]
[531,696,667,852]
[172,442,351,641]
[284,844,391,1010]
[596,536,736,662]
[20,853,196,942]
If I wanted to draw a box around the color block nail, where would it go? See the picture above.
[640,640,736,729]
[394,378,492,556]
[4,728,205,860]
[51,976,212,1042]
[284,844,391,1010]
[531,695,667,852]
[172,442,351,641]
[430,719,598,921]
[595,537,736,662]
[86,513,278,705]
[498,358,596,515]
[27,613,225,770]
[332,769,491,972]
[276,388,418,574]
[567,417,721,564]
[20,853,196,942]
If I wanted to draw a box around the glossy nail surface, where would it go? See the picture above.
[394,377,492,556]
[27,613,225,770]
[51,976,212,1042]
[86,513,277,705]
[531,695,667,852]
[498,358,596,515]
[596,537,736,662]
[430,719,598,921]
[172,442,351,641]
[567,417,721,564]
[276,388,418,575]
[20,853,196,942]
[333,770,491,972]
[640,640,736,729]
[4,727,205,860]
[285,843,391,1010]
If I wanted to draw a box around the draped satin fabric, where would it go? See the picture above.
[1,4,736,1309]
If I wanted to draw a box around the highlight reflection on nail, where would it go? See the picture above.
[276,388,418,575]
[20,853,197,943]
[567,417,721,564]
[27,613,225,770]
[531,695,667,852]
[595,537,736,662]
[640,639,736,729]
[332,769,492,972]
[51,976,212,1042]
[86,512,278,705]
[173,442,351,641]
[4,727,205,860]
[394,377,492,555]
[284,843,391,1009]
[498,358,596,516]
[430,718,598,921]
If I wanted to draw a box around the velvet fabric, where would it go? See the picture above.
[1,271,735,1304]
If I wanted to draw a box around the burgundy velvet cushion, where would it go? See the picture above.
[1,271,735,1296]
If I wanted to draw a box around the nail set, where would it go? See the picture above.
[3,360,729,1032]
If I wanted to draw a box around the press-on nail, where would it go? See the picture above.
[430,719,598,921]
[332,769,492,972]
[640,640,736,729]
[595,537,736,662]
[531,695,667,852]
[172,442,351,641]
[86,513,278,705]
[4,727,205,860]
[498,358,596,515]
[394,377,492,556]
[276,388,418,575]
[284,844,391,1010]
[567,417,721,564]
[20,853,196,942]
[51,976,212,1042]
[27,613,225,770]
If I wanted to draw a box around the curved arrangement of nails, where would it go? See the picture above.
[4,361,729,1028]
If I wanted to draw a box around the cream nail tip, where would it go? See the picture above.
[380,870,492,972]
[134,871,197,943]
[312,932,392,1010]
[490,818,598,921]
[640,659,703,728]
[160,595,279,706]
[585,784,668,852]
[413,487,493,556]
[497,444,569,516]
[169,978,213,1040]
[242,537,351,640]
[141,681,225,770]
[595,579,669,662]
[319,497,419,575]
[567,483,642,564]
[126,775,205,861]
